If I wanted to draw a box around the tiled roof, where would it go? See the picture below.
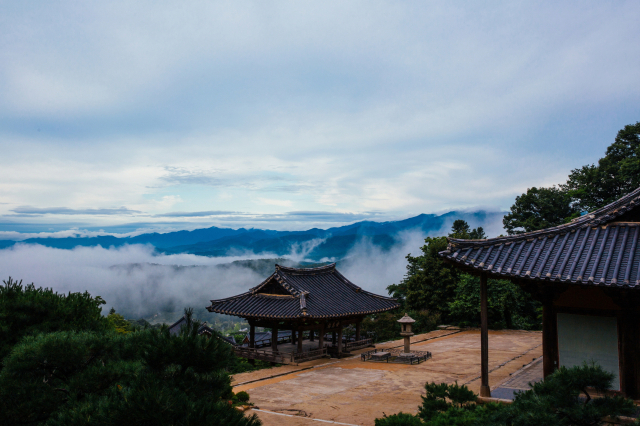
[168,316,215,336]
[207,263,399,320]
[440,186,640,287]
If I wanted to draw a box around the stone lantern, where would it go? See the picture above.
[398,313,416,354]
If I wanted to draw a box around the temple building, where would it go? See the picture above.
[207,263,399,362]
[440,186,640,398]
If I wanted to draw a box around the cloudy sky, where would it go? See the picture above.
[2,1,639,234]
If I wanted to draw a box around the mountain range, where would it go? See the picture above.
[0,211,504,261]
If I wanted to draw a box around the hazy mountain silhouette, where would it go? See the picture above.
[1,211,503,261]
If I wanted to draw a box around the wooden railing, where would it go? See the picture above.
[344,338,374,352]
[233,346,328,365]
[291,347,328,363]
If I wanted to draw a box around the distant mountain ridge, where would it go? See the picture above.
[0,211,504,261]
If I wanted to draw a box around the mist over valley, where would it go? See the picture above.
[0,210,503,322]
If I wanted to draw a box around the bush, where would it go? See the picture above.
[378,363,639,426]
[496,362,637,426]
[375,412,424,426]
[236,391,250,403]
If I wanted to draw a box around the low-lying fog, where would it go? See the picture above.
[0,216,503,320]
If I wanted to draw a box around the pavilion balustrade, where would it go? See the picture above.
[234,346,328,365]
[344,338,373,352]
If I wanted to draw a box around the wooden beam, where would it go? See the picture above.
[480,273,491,397]
[271,325,279,352]
[297,327,303,353]
[337,326,343,355]
[616,296,640,399]
[355,321,361,341]
[542,292,558,378]
[318,322,325,349]
[249,325,255,349]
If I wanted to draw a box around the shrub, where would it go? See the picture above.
[496,362,637,426]
[236,391,250,403]
[374,412,424,426]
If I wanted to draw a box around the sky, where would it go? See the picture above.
[2,1,640,235]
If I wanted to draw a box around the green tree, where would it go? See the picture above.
[502,186,578,235]
[0,311,260,426]
[450,220,486,239]
[563,122,640,212]
[448,275,540,330]
[387,220,539,327]
[387,236,460,318]
[106,307,134,334]
[0,277,109,367]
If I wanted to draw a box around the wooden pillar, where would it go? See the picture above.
[355,321,361,341]
[318,323,325,349]
[618,300,640,398]
[332,331,337,345]
[480,273,491,397]
[337,325,343,355]
[297,327,304,353]
[309,329,314,342]
[542,295,558,378]
[271,326,279,352]
[249,325,255,349]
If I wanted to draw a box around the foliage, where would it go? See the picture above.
[495,362,636,426]
[418,382,477,422]
[387,222,540,328]
[235,391,250,403]
[361,310,439,343]
[450,220,486,240]
[377,364,638,426]
[0,277,109,368]
[0,310,261,426]
[563,122,640,212]
[387,236,460,316]
[448,275,540,330]
[106,308,134,334]
[502,186,578,235]
[375,412,424,426]
[229,356,275,374]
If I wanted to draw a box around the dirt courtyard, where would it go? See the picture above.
[233,329,542,426]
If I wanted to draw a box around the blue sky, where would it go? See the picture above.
[1,1,640,234]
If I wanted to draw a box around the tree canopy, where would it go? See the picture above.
[0,279,261,426]
[387,221,540,329]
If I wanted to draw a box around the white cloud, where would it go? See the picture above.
[0,2,639,231]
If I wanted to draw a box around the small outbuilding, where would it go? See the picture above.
[440,186,640,398]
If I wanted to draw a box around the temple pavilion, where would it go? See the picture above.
[440,186,640,399]
[207,263,399,362]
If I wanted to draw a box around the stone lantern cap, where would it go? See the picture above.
[397,313,416,324]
